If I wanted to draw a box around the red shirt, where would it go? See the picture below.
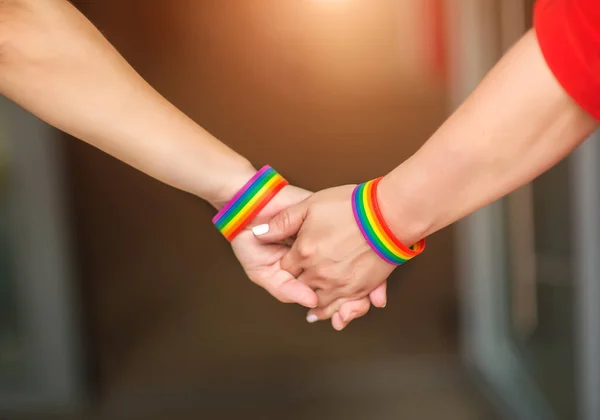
[535,0,600,120]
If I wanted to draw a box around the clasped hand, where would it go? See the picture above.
[240,185,395,330]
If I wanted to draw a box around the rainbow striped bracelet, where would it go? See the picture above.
[352,177,425,265]
[213,166,288,241]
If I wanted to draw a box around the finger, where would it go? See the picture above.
[311,297,370,329]
[338,298,370,323]
[306,296,347,322]
[369,281,387,308]
[331,312,345,331]
[314,286,342,307]
[252,201,309,243]
[281,246,304,278]
[260,270,318,309]
[294,267,325,290]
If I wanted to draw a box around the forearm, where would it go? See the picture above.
[0,0,254,207]
[379,30,598,245]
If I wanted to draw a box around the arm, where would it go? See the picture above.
[0,0,315,307]
[378,29,597,246]
[0,0,254,207]
[381,0,600,243]
[0,0,384,318]
[255,0,600,326]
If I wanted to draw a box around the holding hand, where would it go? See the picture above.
[230,186,316,307]
[252,185,395,328]
[230,185,386,329]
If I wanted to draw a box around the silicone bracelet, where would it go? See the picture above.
[352,177,425,265]
[213,166,288,241]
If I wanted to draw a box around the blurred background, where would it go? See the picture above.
[1,0,599,419]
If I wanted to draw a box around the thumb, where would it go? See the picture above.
[252,202,308,242]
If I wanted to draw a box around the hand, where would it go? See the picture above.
[313,280,388,331]
[231,185,386,329]
[230,186,315,307]
[252,185,393,325]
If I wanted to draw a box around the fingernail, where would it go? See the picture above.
[252,224,269,236]
[306,314,318,323]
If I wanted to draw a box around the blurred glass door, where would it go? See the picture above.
[460,135,600,420]
[0,106,27,390]
[504,159,576,419]
[0,99,83,410]
[449,0,599,419]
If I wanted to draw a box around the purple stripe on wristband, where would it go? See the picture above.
[351,186,397,265]
[212,165,270,224]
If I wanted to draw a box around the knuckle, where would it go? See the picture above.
[314,265,332,280]
[296,240,315,259]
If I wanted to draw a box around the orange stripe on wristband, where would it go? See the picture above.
[213,166,288,241]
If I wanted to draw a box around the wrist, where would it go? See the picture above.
[205,159,257,210]
[212,165,289,241]
[377,172,433,246]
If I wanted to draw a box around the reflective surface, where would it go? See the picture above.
[505,157,576,419]
[0,122,26,389]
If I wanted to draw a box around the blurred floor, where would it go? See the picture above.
[10,357,495,420]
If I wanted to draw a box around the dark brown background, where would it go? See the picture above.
[63,0,459,413]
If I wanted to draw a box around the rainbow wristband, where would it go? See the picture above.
[213,166,288,241]
[352,177,425,265]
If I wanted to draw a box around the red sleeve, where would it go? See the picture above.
[534,0,600,120]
